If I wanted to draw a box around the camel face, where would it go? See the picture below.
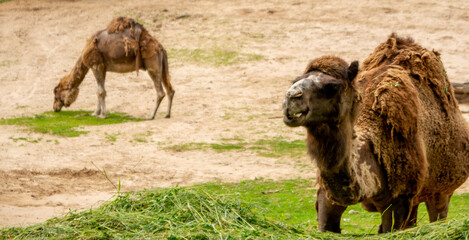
[283,72,345,127]
[53,83,79,112]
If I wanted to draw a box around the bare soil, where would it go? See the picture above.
[0,0,468,227]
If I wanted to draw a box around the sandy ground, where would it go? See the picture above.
[0,0,468,227]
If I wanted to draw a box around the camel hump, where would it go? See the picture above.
[108,17,139,34]
[370,66,420,139]
[361,33,458,113]
[107,17,147,74]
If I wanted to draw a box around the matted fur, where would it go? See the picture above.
[81,37,104,69]
[107,16,135,34]
[356,33,468,198]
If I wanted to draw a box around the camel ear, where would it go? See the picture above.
[348,61,359,81]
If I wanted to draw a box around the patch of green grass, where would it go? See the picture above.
[0,111,143,137]
[0,60,16,67]
[132,131,153,143]
[1,179,468,239]
[170,48,264,66]
[9,136,42,143]
[104,132,120,142]
[253,138,305,158]
[165,142,247,153]
[164,136,306,158]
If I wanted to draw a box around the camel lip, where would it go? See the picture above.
[283,109,308,127]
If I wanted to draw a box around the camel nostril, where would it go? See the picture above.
[287,89,303,99]
[293,91,303,98]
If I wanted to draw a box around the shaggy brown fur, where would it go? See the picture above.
[304,55,357,81]
[53,17,174,119]
[282,33,469,233]
[107,16,135,34]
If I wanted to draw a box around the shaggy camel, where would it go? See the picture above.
[53,17,175,119]
[282,33,469,233]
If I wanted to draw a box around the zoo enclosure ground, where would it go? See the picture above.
[0,0,468,227]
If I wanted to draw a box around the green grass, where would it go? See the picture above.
[9,136,42,143]
[0,111,143,137]
[163,137,306,158]
[0,60,16,67]
[170,48,264,66]
[165,142,246,152]
[132,131,153,143]
[104,132,120,142]
[1,179,468,239]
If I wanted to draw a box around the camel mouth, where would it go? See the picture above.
[284,109,308,126]
[288,111,304,119]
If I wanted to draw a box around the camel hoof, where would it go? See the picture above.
[146,115,155,120]
[97,114,107,119]
[165,114,171,119]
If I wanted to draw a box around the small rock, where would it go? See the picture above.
[176,14,190,19]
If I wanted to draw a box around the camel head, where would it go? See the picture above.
[53,78,80,112]
[283,56,359,128]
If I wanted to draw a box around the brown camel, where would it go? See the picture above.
[282,33,469,233]
[53,17,175,119]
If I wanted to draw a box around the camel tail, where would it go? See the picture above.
[133,22,142,76]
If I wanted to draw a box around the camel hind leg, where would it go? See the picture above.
[91,68,107,119]
[145,50,174,119]
[161,70,175,118]
[147,70,166,120]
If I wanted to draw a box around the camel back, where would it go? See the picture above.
[105,17,166,75]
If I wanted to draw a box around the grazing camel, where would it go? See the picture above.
[53,17,175,119]
[282,33,469,233]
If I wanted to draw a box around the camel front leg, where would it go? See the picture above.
[405,204,419,229]
[315,188,347,233]
[91,68,107,119]
[426,193,451,222]
[379,196,412,233]
[147,71,165,120]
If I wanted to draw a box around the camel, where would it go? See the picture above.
[53,17,175,119]
[282,33,469,233]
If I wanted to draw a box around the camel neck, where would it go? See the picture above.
[64,56,90,89]
[307,121,353,171]
[307,120,361,204]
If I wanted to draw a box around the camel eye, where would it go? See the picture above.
[321,82,342,98]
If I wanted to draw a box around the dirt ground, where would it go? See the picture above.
[0,0,468,227]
